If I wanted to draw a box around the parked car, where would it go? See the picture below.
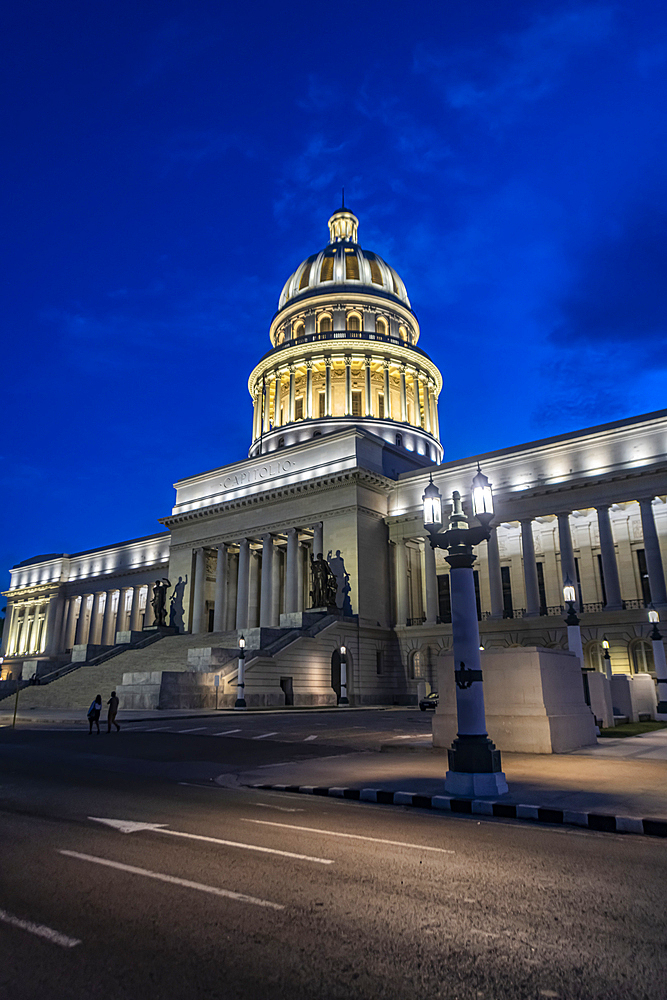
[419,691,439,711]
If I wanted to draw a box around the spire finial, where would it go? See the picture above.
[341,187,345,209]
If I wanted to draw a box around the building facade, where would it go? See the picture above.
[3,207,666,703]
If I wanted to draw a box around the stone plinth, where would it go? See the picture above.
[586,671,614,728]
[610,673,657,722]
[71,644,110,663]
[433,647,597,754]
[186,647,238,672]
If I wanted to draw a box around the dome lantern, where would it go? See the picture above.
[328,208,359,243]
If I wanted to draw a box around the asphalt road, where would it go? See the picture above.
[0,724,665,1000]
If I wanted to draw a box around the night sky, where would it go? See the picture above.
[3,1,666,586]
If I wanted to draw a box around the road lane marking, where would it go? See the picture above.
[242,819,455,854]
[253,803,304,813]
[177,727,207,733]
[0,907,81,948]
[58,852,284,910]
[146,726,173,731]
[304,735,318,741]
[253,732,279,740]
[213,729,242,736]
[88,817,333,864]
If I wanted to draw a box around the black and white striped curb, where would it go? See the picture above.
[252,783,667,838]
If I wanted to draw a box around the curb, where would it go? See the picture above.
[251,783,667,838]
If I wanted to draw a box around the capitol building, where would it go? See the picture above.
[2,206,666,713]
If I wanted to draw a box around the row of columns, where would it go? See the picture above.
[252,357,439,440]
[392,496,667,626]
[190,524,324,634]
[5,584,150,658]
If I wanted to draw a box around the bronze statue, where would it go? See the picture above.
[310,553,338,608]
[151,578,171,627]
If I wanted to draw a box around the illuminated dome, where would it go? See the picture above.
[278,207,411,310]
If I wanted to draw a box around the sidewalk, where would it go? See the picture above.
[231,731,667,823]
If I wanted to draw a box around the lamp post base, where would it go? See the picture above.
[445,734,508,796]
[234,699,247,710]
[444,770,509,797]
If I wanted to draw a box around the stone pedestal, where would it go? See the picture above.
[610,673,657,722]
[433,647,597,753]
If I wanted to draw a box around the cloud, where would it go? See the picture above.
[415,4,614,123]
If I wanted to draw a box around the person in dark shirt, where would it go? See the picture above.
[87,694,102,734]
[107,691,120,732]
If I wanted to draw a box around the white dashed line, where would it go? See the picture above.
[0,908,81,948]
[59,852,284,910]
[213,729,242,736]
[304,735,318,741]
[253,732,279,740]
[177,727,207,733]
[242,819,455,853]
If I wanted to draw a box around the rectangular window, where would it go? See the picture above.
[378,393,385,419]
[636,548,652,605]
[318,391,326,418]
[536,562,547,615]
[574,557,584,611]
[501,565,513,617]
[437,574,451,622]
[351,391,362,417]
[280,408,284,427]
[295,397,303,420]
[376,650,383,675]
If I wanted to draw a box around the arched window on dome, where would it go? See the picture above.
[318,314,332,333]
[375,316,388,336]
[298,260,313,290]
[631,638,654,673]
[345,251,359,281]
[369,257,383,285]
[346,312,361,332]
[320,255,334,282]
[398,325,407,342]
[293,320,305,340]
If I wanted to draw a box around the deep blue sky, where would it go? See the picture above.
[2,0,666,584]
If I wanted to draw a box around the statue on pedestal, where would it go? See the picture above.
[151,578,171,627]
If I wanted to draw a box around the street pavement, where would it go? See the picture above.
[0,721,666,1000]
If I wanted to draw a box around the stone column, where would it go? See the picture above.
[285,528,299,614]
[422,379,431,434]
[344,356,352,415]
[596,505,623,610]
[486,526,504,619]
[62,597,78,650]
[288,365,296,423]
[101,591,116,644]
[259,533,274,627]
[325,358,332,416]
[394,539,408,626]
[235,540,250,630]
[306,361,313,419]
[271,544,282,625]
[383,361,391,419]
[248,549,260,628]
[638,498,667,607]
[116,588,129,635]
[226,552,238,631]
[297,542,306,611]
[43,594,64,655]
[272,373,281,427]
[191,547,207,634]
[74,595,90,645]
[129,586,143,632]
[213,544,229,632]
[422,539,438,624]
[88,593,102,644]
[557,512,577,589]
[399,366,407,422]
[0,604,15,656]
[412,373,421,426]
[521,520,540,616]
[313,522,324,558]
[364,356,372,415]
[431,388,440,438]
[29,605,43,654]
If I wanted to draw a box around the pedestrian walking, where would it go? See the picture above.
[87,694,102,734]
[107,690,120,732]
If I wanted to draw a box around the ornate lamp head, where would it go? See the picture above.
[422,476,443,533]
[471,465,493,526]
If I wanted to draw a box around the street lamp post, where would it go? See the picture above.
[235,634,247,710]
[423,469,508,797]
[563,575,584,666]
[339,645,349,705]
[648,607,667,718]
[602,638,612,681]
